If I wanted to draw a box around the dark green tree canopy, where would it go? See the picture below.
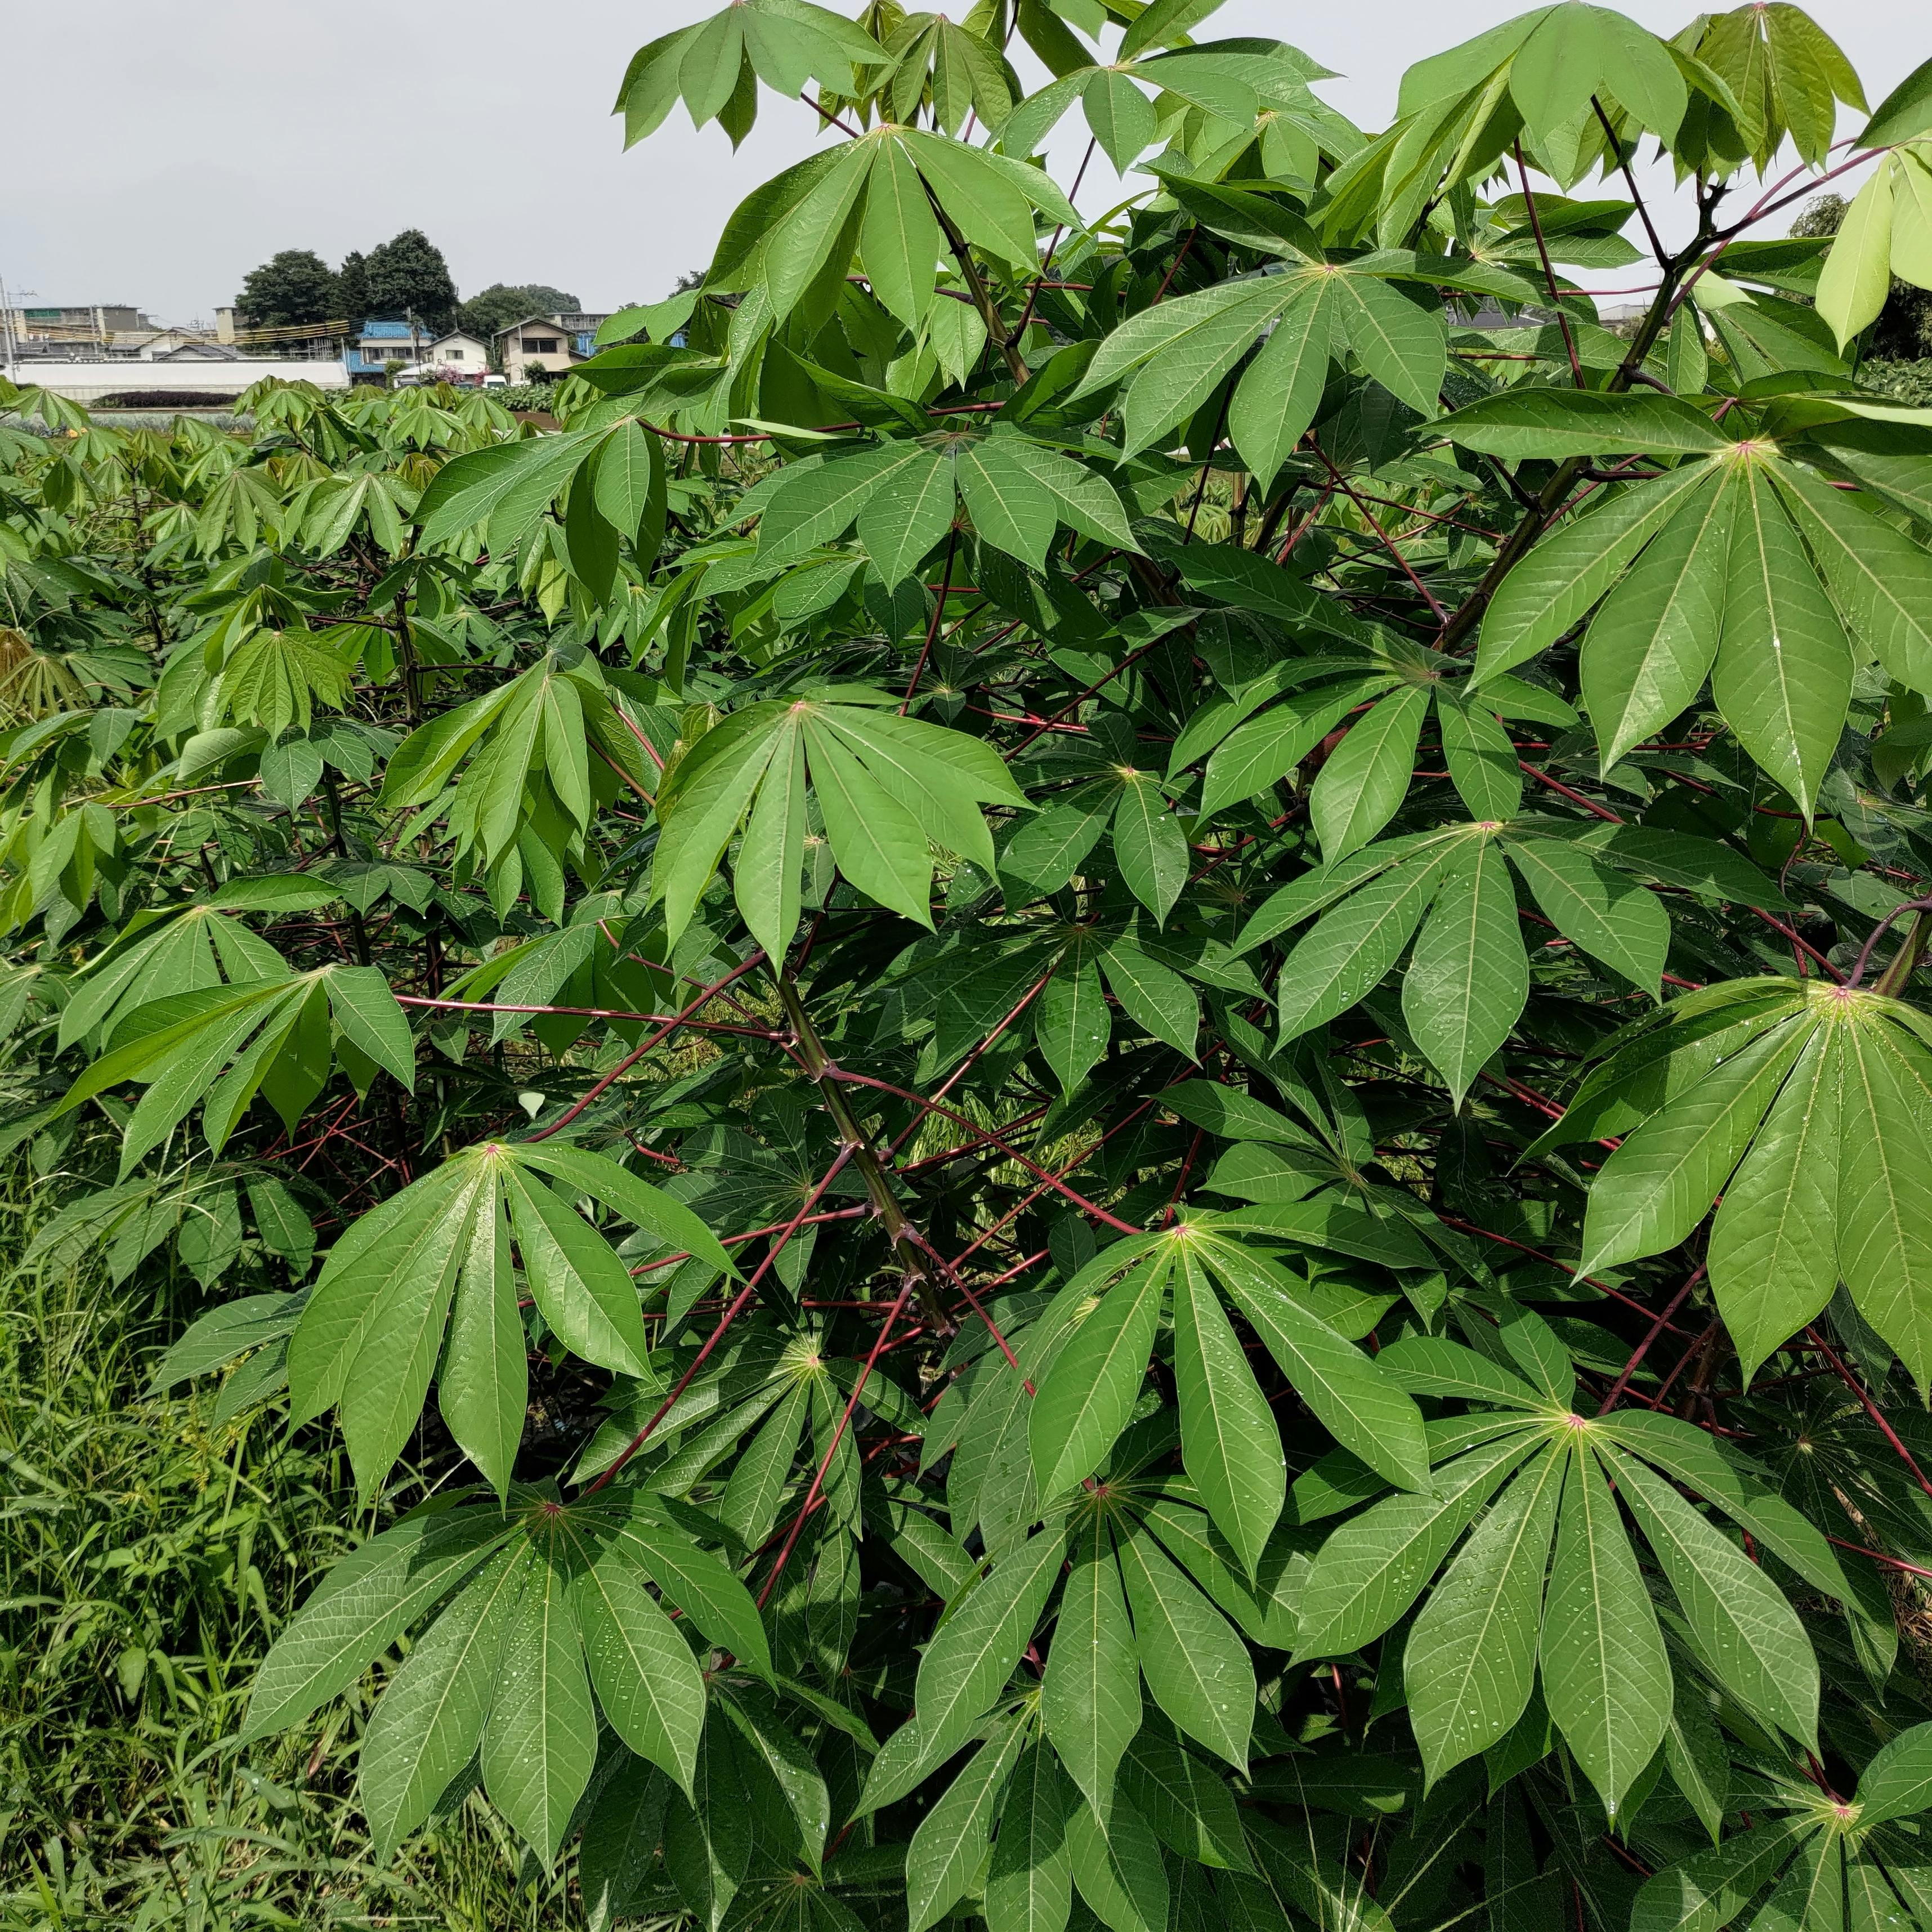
[234,248,340,329]
[456,282,583,341]
[361,227,458,331]
[334,249,370,325]
[12,5,1932,1929]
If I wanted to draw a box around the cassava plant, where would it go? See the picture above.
[14,3,1932,1926]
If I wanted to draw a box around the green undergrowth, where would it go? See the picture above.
[0,1170,596,1931]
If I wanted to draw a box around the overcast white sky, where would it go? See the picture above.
[5,0,1923,327]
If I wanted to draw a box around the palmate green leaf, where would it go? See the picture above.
[1514,3,1687,146]
[1276,842,1458,1042]
[1066,1794,1169,1932]
[480,1542,592,1864]
[1309,682,1433,862]
[573,1544,707,1796]
[1580,469,1735,769]
[985,1741,1072,1932]
[1293,1429,1539,1657]
[905,1715,1031,1932]
[654,694,1028,952]
[1605,1445,1818,1746]
[1400,834,1527,1106]
[1714,459,1853,819]
[1540,1443,1671,1822]
[1404,1441,1565,1786]
[1475,464,1720,685]
[1442,390,1731,460]
[1031,1253,1168,1499]
[1116,1526,1254,1769]
[1707,1021,1843,1385]
[1041,1522,1142,1817]
[289,1142,722,1499]
[1173,1249,1285,1576]
[241,1506,519,1745]
[861,1528,1067,1809]
[361,1543,530,1860]
[1502,833,1671,995]
[1577,1010,1815,1278]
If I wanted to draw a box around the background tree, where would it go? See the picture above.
[454,282,582,341]
[234,248,339,329]
[361,229,457,331]
[335,249,370,325]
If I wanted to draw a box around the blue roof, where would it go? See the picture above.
[360,317,415,338]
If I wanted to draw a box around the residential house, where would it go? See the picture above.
[346,317,426,381]
[553,312,612,354]
[424,330,489,374]
[494,315,575,382]
[111,328,234,361]
[493,312,613,382]
[146,338,240,362]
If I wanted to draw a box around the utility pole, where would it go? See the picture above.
[0,274,30,383]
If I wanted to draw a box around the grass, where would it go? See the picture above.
[0,1171,585,1930]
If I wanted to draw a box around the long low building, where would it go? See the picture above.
[12,360,351,404]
